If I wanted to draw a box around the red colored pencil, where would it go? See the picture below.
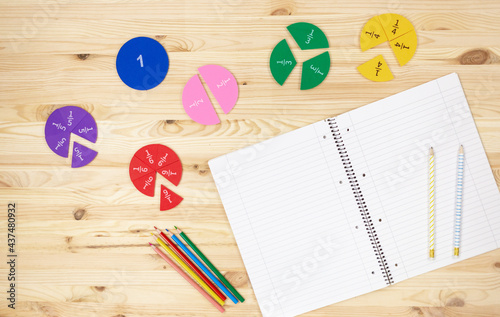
[149,243,225,313]
[154,227,227,302]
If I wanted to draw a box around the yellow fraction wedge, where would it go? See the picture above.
[357,55,394,82]
[360,16,388,52]
[378,13,415,41]
[389,30,417,66]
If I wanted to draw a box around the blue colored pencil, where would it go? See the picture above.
[165,228,239,304]
[454,145,464,256]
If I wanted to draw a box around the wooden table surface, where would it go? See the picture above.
[1,1,500,316]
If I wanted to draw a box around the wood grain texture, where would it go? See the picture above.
[0,1,499,316]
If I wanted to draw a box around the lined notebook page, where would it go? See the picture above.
[334,73,500,282]
[209,73,500,317]
[209,124,387,317]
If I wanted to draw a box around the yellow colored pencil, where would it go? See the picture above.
[151,234,225,306]
[429,147,435,258]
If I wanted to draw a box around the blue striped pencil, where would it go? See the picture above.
[454,145,464,256]
[165,228,239,304]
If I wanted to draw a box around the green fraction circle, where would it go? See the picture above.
[270,22,330,90]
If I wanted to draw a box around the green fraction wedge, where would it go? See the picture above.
[270,39,297,85]
[301,51,330,90]
[287,22,329,50]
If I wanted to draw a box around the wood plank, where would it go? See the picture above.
[1,1,499,316]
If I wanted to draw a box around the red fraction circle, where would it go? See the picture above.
[129,144,183,210]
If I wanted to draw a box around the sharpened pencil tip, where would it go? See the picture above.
[150,232,155,236]
[429,147,434,155]
[174,225,178,229]
[459,145,463,153]
[165,228,169,232]
[154,226,158,230]
[148,242,153,246]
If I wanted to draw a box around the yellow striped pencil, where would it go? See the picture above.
[151,233,225,306]
[429,147,435,258]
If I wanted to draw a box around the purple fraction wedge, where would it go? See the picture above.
[57,106,88,131]
[71,142,98,168]
[45,109,67,136]
[72,113,98,143]
[46,133,71,158]
[45,109,71,157]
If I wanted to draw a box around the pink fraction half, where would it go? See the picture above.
[181,65,238,125]
[198,64,238,114]
[182,75,220,125]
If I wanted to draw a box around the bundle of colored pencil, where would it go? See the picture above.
[148,226,245,313]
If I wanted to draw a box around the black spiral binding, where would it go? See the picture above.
[326,118,393,285]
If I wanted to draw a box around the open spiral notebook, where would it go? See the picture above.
[209,74,500,317]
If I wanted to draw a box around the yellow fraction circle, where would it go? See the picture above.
[358,13,417,82]
[357,55,394,82]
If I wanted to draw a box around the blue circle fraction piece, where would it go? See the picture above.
[116,37,169,90]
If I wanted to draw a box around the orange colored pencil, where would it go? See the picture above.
[149,243,225,313]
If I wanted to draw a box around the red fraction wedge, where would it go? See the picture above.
[158,160,182,186]
[129,156,155,181]
[132,172,156,197]
[134,144,159,170]
[160,184,183,211]
[155,144,181,170]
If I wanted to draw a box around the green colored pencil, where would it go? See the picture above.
[174,226,245,303]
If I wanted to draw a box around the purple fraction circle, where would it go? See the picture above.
[44,106,98,167]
